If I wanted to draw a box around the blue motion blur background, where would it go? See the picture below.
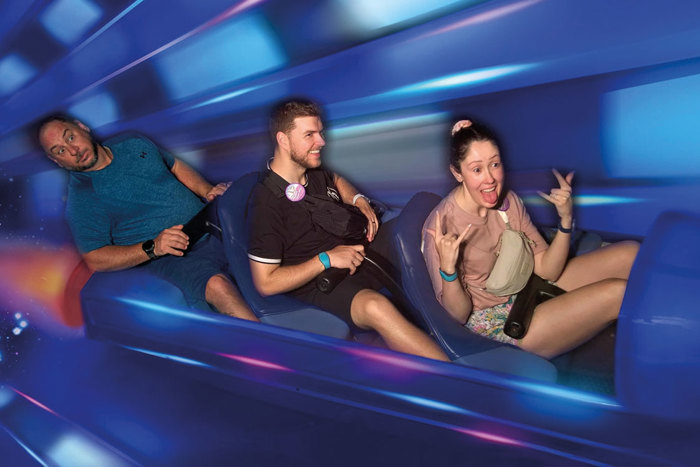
[2,0,700,464]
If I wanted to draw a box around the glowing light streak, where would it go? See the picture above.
[343,347,436,372]
[115,297,222,324]
[3,431,48,467]
[522,194,642,207]
[385,64,534,96]
[457,428,524,446]
[72,0,268,100]
[122,346,211,368]
[71,0,146,55]
[11,388,60,417]
[329,112,447,138]
[511,381,620,408]
[218,353,292,371]
[188,85,261,109]
[378,390,472,415]
[420,0,542,38]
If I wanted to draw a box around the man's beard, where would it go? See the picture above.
[290,147,320,170]
[74,140,100,172]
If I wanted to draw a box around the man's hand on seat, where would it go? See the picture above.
[327,244,365,274]
[154,225,189,257]
[206,181,232,201]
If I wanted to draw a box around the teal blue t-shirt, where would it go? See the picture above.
[66,134,205,253]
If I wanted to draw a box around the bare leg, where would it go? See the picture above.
[556,240,639,291]
[519,278,625,359]
[205,274,258,321]
[350,289,449,361]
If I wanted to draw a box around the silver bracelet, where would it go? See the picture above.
[352,193,369,205]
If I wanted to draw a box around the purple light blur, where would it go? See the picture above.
[218,353,292,372]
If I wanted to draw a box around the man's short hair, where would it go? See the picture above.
[269,99,322,138]
[35,112,78,142]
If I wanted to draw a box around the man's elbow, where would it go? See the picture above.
[252,279,276,297]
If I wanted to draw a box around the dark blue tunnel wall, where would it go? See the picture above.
[2,0,700,242]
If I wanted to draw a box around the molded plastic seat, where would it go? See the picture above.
[393,192,557,382]
[616,211,700,419]
[216,172,351,339]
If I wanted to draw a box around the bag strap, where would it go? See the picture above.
[261,170,288,198]
[497,209,512,229]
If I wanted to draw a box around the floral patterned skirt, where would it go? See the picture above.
[464,295,518,345]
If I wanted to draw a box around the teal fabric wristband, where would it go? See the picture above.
[318,251,331,270]
[439,269,458,282]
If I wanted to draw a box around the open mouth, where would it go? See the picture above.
[481,186,499,204]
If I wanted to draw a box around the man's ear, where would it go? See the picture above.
[449,164,463,183]
[276,131,289,151]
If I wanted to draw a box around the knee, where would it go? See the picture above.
[597,277,628,318]
[205,274,232,299]
[616,240,640,267]
[351,290,395,328]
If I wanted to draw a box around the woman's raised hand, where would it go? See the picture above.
[433,214,471,274]
[537,169,574,222]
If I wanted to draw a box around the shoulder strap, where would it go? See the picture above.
[497,209,511,229]
[260,170,288,198]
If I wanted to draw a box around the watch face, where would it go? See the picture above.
[143,240,154,251]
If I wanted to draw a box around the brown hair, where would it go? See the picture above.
[269,99,322,138]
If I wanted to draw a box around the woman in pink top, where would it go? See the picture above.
[422,120,639,359]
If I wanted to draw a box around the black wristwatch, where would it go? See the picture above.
[142,239,157,260]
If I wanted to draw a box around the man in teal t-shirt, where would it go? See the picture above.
[38,115,256,321]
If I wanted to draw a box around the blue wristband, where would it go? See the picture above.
[439,269,458,282]
[318,251,331,270]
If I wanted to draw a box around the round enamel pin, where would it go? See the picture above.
[285,183,306,202]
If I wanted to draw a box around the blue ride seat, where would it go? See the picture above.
[616,211,700,419]
[393,192,557,382]
[216,172,351,339]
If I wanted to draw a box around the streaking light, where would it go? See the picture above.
[0,54,37,97]
[457,428,524,447]
[218,353,292,372]
[39,0,103,45]
[11,388,60,417]
[123,346,211,368]
[71,0,145,55]
[188,85,261,110]
[329,112,448,139]
[511,381,620,408]
[155,14,285,101]
[4,432,48,467]
[386,64,534,96]
[339,0,478,31]
[522,195,642,207]
[115,297,222,324]
[378,390,472,415]
[420,0,542,38]
[343,347,436,372]
[70,0,268,100]
[68,92,120,128]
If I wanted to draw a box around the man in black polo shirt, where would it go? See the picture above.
[247,100,448,361]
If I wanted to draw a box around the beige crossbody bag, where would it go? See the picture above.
[484,210,535,296]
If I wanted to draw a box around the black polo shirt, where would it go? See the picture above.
[247,168,345,270]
